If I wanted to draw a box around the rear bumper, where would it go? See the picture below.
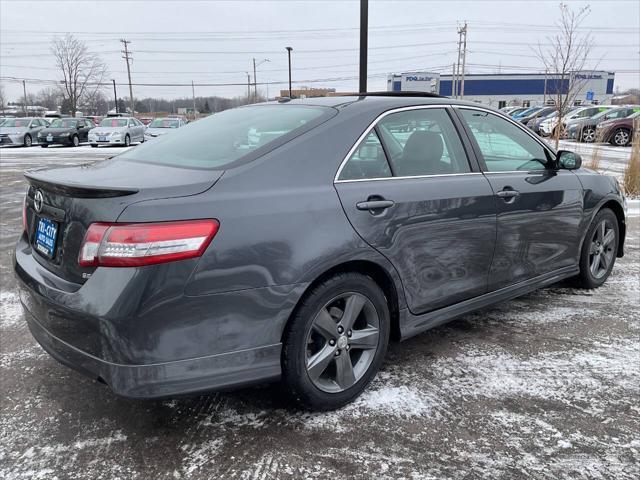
[24,305,281,399]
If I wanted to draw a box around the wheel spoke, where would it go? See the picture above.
[603,229,615,248]
[599,252,608,271]
[335,352,356,389]
[340,294,366,331]
[313,308,337,340]
[349,327,379,350]
[598,221,606,243]
[306,345,336,382]
[589,242,599,254]
[590,253,601,276]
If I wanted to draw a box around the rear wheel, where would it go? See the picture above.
[40,144,48,148]
[610,128,631,147]
[282,272,390,410]
[90,144,98,148]
[576,208,618,289]
[24,134,32,147]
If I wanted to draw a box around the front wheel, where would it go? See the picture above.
[282,272,390,410]
[71,135,79,147]
[581,127,596,143]
[576,208,618,289]
[24,134,32,147]
[124,134,130,147]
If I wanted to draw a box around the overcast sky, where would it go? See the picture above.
[1,0,638,102]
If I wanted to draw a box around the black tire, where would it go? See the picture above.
[610,128,631,147]
[282,272,390,410]
[24,134,32,147]
[124,134,130,147]
[581,127,596,143]
[575,208,618,289]
[71,135,79,147]
[40,144,48,148]
[90,144,98,148]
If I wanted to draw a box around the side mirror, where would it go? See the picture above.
[557,150,582,170]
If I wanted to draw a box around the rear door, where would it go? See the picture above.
[455,107,584,290]
[334,106,496,314]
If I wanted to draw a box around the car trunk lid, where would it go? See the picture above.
[24,158,223,284]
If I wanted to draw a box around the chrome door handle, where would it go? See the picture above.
[356,200,395,211]
[496,189,520,198]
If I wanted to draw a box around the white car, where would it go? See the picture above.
[539,105,615,137]
[144,117,186,140]
[88,117,145,147]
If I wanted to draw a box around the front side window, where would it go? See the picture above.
[459,109,551,172]
[338,130,391,181]
[120,105,330,169]
[377,108,470,177]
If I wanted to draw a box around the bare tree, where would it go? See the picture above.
[536,3,595,149]
[35,87,61,111]
[52,34,108,116]
[0,84,6,112]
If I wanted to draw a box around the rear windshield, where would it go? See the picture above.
[50,119,78,128]
[149,119,180,128]
[100,118,128,127]
[119,105,330,169]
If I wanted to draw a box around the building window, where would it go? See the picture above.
[498,101,507,109]
[522,100,531,107]
[574,99,583,106]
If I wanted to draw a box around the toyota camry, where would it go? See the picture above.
[15,93,627,410]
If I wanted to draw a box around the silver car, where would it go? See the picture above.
[88,117,146,147]
[144,117,186,140]
[0,117,47,147]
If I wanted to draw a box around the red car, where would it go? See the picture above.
[596,111,639,146]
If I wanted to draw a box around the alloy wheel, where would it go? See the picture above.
[305,292,380,393]
[582,128,596,142]
[24,135,32,147]
[589,220,616,279]
[614,130,630,146]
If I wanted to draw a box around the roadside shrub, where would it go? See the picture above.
[623,119,640,197]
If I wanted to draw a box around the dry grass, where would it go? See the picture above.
[586,144,602,171]
[622,119,640,197]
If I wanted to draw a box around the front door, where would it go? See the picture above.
[456,108,584,290]
[334,107,497,314]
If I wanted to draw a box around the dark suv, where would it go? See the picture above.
[15,94,626,410]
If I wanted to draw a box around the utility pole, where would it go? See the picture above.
[543,69,548,105]
[253,58,257,102]
[191,80,197,120]
[460,22,468,98]
[112,79,118,113]
[286,47,293,98]
[120,39,134,115]
[454,26,463,99]
[246,73,251,103]
[359,0,368,93]
[22,80,27,116]
[452,63,457,98]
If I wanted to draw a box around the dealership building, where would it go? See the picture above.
[387,71,616,108]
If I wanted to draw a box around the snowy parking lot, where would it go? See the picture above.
[1,144,638,479]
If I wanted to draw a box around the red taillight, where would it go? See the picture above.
[78,220,219,267]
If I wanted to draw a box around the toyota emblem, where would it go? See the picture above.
[34,190,44,213]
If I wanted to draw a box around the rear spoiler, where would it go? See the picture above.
[25,172,138,198]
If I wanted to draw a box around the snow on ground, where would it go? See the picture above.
[1,142,638,479]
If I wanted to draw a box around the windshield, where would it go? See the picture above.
[149,119,180,128]
[120,105,330,169]
[49,119,78,128]
[100,118,128,127]
[3,118,32,128]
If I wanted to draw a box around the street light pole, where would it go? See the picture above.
[286,47,293,98]
[359,0,368,93]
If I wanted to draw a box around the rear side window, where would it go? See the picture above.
[338,130,391,181]
[120,105,329,169]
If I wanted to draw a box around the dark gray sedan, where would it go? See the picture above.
[14,94,627,410]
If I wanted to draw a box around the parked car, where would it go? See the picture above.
[507,107,530,117]
[596,111,639,147]
[520,106,555,125]
[0,117,47,147]
[82,116,103,126]
[88,117,146,147]
[566,106,640,143]
[38,118,95,147]
[144,117,186,140]
[139,117,154,126]
[539,105,615,137]
[512,106,542,121]
[15,94,626,410]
